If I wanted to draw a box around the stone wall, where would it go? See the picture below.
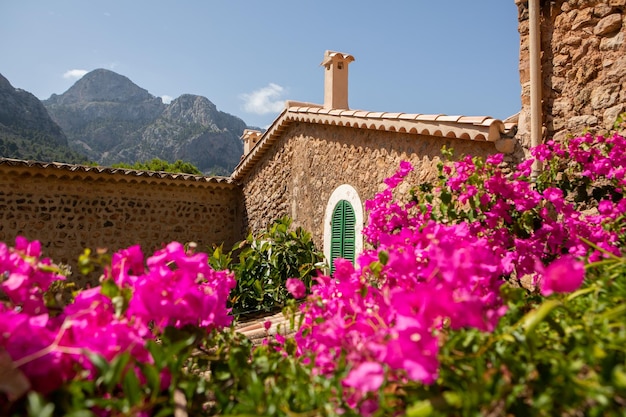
[240,123,499,249]
[517,0,626,148]
[0,162,243,287]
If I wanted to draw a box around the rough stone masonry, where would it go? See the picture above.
[516,0,626,149]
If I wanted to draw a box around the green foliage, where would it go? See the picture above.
[111,158,203,175]
[0,128,89,164]
[7,324,348,417]
[10,252,625,416]
[196,330,343,416]
[391,253,626,417]
[210,216,325,316]
[12,326,206,417]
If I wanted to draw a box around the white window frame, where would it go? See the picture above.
[323,184,364,269]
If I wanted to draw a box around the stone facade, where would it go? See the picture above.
[0,161,242,287]
[239,122,499,248]
[517,0,626,147]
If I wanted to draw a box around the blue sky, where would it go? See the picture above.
[1,1,521,129]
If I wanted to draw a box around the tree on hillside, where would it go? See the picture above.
[112,158,203,175]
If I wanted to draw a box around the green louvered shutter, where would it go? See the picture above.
[343,202,356,262]
[330,200,356,274]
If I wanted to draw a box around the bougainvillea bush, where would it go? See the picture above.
[1,130,625,416]
[288,131,625,415]
[0,240,235,416]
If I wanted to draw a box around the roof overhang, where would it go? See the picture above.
[232,104,515,182]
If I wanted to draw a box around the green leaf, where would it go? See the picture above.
[146,339,165,368]
[123,368,142,407]
[253,279,263,295]
[140,362,162,396]
[520,299,561,337]
[443,391,463,408]
[406,399,434,417]
[378,250,389,265]
[86,352,110,374]
[104,352,132,391]
[65,410,96,417]
[26,392,55,417]
[440,191,452,205]
[100,278,120,299]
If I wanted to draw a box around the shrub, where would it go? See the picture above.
[214,216,325,316]
[285,131,626,415]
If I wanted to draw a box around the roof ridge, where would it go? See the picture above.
[232,107,516,181]
[0,158,235,185]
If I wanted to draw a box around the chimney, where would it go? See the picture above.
[241,129,262,156]
[321,50,355,110]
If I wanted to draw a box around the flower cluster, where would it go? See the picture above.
[293,163,508,414]
[0,239,235,396]
[290,133,625,414]
[413,133,625,280]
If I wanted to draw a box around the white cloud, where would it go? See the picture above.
[240,83,286,115]
[161,95,174,104]
[63,69,88,80]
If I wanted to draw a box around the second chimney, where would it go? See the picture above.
[321,50,355,110]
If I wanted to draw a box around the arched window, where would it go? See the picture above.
[330,200,356,274]
[323,184,363,274]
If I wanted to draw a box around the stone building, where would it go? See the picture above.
[234,51,515,268]
[516,0,626,151]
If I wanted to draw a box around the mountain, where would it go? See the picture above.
[43,69,245,175]
[0,73,86,163]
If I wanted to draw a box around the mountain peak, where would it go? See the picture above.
[46,69,156,105]
[0,73,13,90]
[0,72,81,161]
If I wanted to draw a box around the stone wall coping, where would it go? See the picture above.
[232,105,515,181]
[0,158,237,189]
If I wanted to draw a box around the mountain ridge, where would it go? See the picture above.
[0,72,86,163]
[49,69,247,175]
[0,69,248,175]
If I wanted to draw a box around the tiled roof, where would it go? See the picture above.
[0,158,236,187]
[232,103,516,181]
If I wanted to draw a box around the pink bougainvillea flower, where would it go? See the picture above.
[286,278,306,299]
[342,361,385,393]
[539,256,585,296]
[109,244,144,287]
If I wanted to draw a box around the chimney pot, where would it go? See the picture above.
[241,129,263,156]
[321,50,354,110]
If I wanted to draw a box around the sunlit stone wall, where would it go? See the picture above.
[0,161,243,287]
[516,0,626,149]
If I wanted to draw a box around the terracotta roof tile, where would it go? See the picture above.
[416,114,444,121]
[0,158,236,187]
[437,115,463,123]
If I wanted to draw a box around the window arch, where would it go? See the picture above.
[323,184,363,274]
